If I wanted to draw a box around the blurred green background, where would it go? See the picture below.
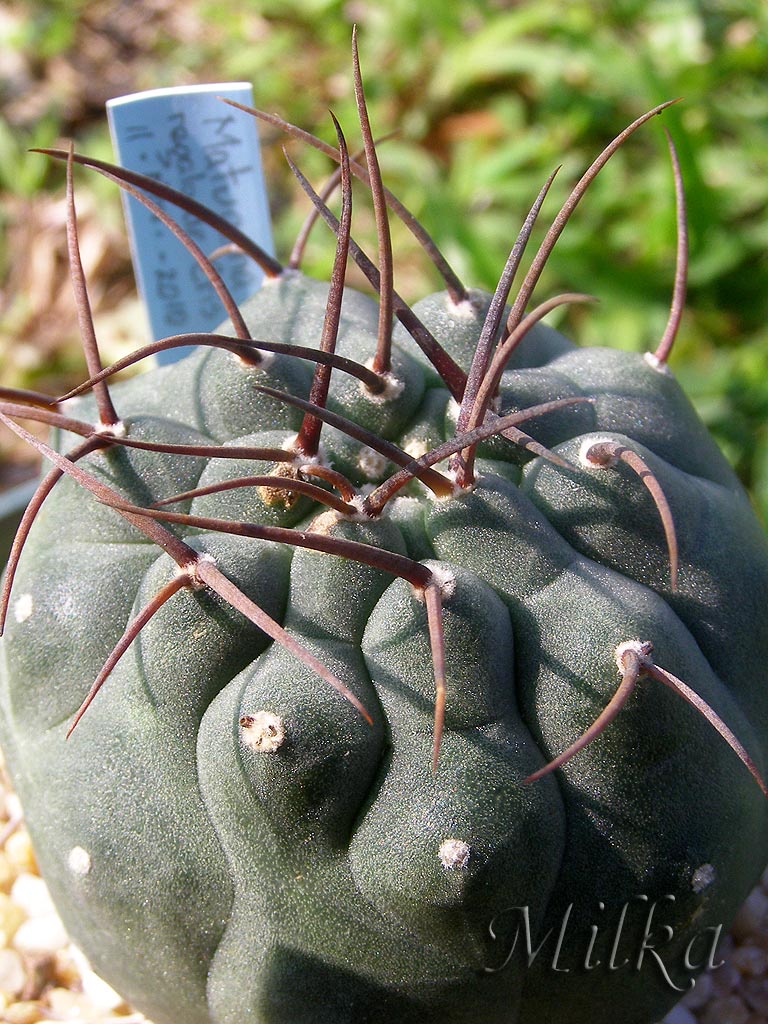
[1,0,767,517]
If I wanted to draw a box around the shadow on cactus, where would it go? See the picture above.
[1,36,768,1024]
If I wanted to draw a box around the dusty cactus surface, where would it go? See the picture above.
[1,48,767,1024]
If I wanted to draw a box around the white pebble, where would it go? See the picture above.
[0,893,25,945]
[81,967,126,1011]
[720,933,736,958]
[46,987,94,1018]
[732,944,768,978]
[682,969,714,1008]
[732,887,768,941]
[4,793,22,821]
[701,993,749,1024]
[0,948,26,997]
[12,912,69,954]
[742,975,768,1015]
[661,1003,696,1024]
[10,874,55,918]
[712,961,742,996]
[68,944,125,1011]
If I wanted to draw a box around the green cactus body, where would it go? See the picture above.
[1,77,767,1024]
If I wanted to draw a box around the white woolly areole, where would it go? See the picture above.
[274,267,301,283]
[446,294,480,320]
[391,495,422,511]
[362,361,405,403]
[439,838,471,870]
[280,435,326,468]
[182,552,216,588]
[404,439,431,460]
[643,351,674,376]
[431,565,457,598]
[691,863,716,894]
[13,594,33,624]
[345,494,377,522]
[424,465,467,503]
[256,348,276,371]
[233,347,275,372]
[358,446,389,480]
[94,420,127,438]
[68,846,92,876]
[413,565,457,603]
[578,436,619,469]
[240,711,286,753]
[614,639,654,673]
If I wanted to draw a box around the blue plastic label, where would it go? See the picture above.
[107,83,274,362]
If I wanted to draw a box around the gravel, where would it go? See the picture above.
[0,756,764,1023]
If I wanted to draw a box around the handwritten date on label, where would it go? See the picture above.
[107,84,274,357]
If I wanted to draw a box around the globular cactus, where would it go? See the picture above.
[1,43,768,1024]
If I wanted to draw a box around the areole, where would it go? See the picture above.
[1,34,767,1024]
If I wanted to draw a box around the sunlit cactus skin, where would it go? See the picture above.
[1,49,768,1024]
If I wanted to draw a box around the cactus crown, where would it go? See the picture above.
[1,36,764,797]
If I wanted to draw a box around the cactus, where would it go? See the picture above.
[1,42,768,1024]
